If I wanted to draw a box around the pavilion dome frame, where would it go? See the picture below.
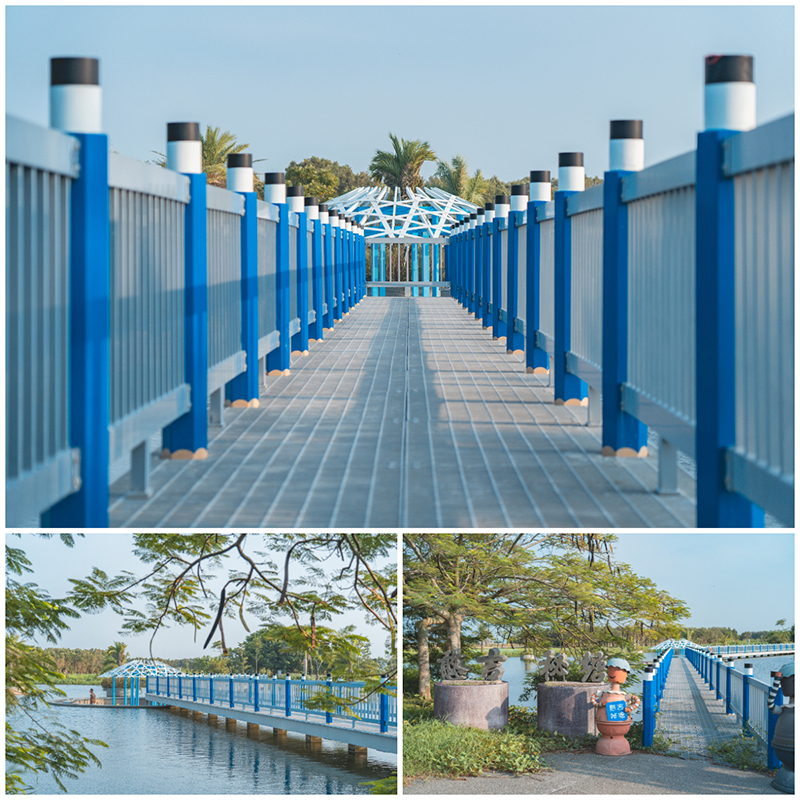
[98,658,184,678]
[325,185,479,241]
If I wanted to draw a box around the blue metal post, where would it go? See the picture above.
[266,202,291,373]
[695,128,764,527]
[342,226,351,314]
[285,676,292,717]
[229,677,234,708]
[228,192,259,404]
[193,675,197,702]
[209,676,214,704]
[601,170,647,455]
[411,240,419,297]
[311,216,324,339]
[380,243,387,297]
[526,200,549,373]
[491,218,503,339]
[725,661,733,714]
[178,676,182,700]
[293,209,310,354]
[422,242,430,298]
[506,210,525,353]
[642,667,655,746]
[113,678,117,706]
[715,658,722,700]
[44,132,109,526]
[254,678,259,713]
[554,190,587,404]
[272,674,277,709]
[326,674,333,724]
[767,686,784,769]
[482,220,491,326]
[161,173,209,455]
[742,665,752,736]
[379,674,389,733]
[324,219,335,327]
[334,223,343,320]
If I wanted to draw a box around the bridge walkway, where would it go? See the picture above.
[656,656,746,759]
[110,297,696,528]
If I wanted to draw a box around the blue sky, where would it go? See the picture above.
[13,534,397,660]
[6,5,794,182]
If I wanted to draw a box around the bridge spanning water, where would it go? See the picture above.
[6,54,793,528]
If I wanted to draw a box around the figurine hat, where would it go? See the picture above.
[779,662,794,677]
[607,657,632,672]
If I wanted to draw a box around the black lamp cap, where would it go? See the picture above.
[227,153,252,168]
[705,54,754,84]
[511,184,527,195]
[329,209,339,217]
[559,152,584,167]
[318,203,328,212]
[305,196,320,206]
[287,186,304,196]
[530,170,551,182]
[469,213,477,219]
[51,57,99,86]
[477,208,485,215]
[610,120,643,140]
[167,122,201,142]
[484,202,495,210]
[263,172,285,184]
[495,194,510,204]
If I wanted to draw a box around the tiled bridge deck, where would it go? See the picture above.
[656,657,749,759]
[110,297,696,528]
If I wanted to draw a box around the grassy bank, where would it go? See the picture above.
[58,674,101,685]
[403,696,672,781]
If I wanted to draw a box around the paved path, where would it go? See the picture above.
[404,751,780,794]
[656,656,751,759]
[110,297,696,527]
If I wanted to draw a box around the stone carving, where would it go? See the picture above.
[538,649,569,681]
[476,647,508,681]
[439,649,469,680]
[579,652,607,683]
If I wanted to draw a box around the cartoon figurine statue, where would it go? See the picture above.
[768,664,794,793]
[590,657,640,756]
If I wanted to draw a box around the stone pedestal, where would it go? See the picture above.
[537,681,609,737]
[433,680,509,730]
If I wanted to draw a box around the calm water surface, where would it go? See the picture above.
[18,686,395,794]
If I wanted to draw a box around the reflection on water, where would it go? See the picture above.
[16,691,395,795]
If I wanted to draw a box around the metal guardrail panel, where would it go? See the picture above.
[538,217,555,339]
[207,207,242,372]
[732,157,794,521]
[570,207,603,369]
[109,185,186,425]
[7,125,79,521]
[289,224,298,328]
[257,214,277,341]
[627,185,696,426]
[517,220,527,329]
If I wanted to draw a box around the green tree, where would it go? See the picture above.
[403,534,688,698]
[428,155,487,204]
[369,133,436,192]
[100,641,128,673]
[285,157,377,202]
[6,535,107,793]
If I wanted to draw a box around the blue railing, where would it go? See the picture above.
[447,112,794,527]
[641,647,673,746]
[6,108,367,527]
[684,645,789,767]
[147,674,397,733]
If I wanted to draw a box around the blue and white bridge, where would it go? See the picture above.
[6,54,793,528]
[145,674,397,755]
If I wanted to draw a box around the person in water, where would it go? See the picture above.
[89,689,97,704]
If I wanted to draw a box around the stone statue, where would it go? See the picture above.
[579,652,607,683]
[538,650,569,681]
[768,663,794,793]
[476,647,507,681]
[439,649,469,680]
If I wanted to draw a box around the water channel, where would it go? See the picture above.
[16,685,395,794]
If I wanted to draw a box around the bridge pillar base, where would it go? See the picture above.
[247,723,260,737]
[348,744,368,756]
[306,735,322,750]
[273,728,287,739]
[207,714,218,723]
[193,710,204,719]
[225,718,237,731]
[180,707,190,716]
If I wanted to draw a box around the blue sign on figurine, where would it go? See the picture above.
[606,700,628,721]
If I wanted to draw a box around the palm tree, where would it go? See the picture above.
[101,641,128,672]
[431,155,487,204]
[369,133,436,192]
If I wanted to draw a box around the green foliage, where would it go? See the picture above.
[285,157,377,202]
[428,155,486,204]
[361,773,397,794]
[707,733,768,772]
[6,535,108,793]
[369,133,436,191]
[403,718,543,777]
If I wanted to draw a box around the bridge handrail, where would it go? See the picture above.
[450,111,794,524]
[6,115,81,524]
[147,674,397,730]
